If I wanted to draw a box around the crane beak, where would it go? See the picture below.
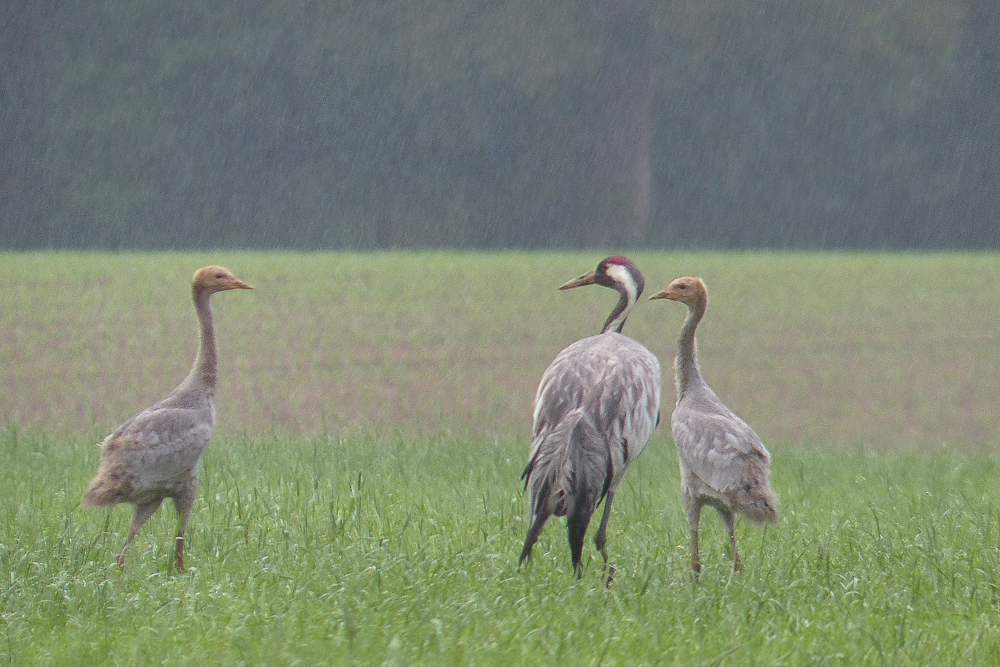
[559,270,597,290]
[229,278,254,291]
[648,288,671,300]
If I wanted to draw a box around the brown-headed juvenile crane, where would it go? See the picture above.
[83,265,252,571]
[650,277,777,575]
[520,256,661,578]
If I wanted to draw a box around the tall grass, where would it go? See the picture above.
[1,426,999,665]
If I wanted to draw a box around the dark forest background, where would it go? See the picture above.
[2,0,998,250]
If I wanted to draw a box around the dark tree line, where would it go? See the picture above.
[1,0,997,250]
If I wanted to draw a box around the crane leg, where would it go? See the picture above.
[718,508,742,573]
[172,481,198,572]
[117,499,163,569]
[593,491,615,566]
[685,499,702,577]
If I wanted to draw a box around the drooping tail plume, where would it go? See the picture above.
[520,414,609,575]
[82,478,121,507]
[733,468,779,525]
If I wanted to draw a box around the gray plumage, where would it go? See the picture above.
[650,276,777,575]
[83,265,252,571]
[520,257,661,577]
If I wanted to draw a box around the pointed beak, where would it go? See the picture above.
[230,278,253,291]
[559,270,597,290]
[648,288,671,300]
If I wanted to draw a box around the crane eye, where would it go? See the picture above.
[677,284,687,290]
[215,273,225,279]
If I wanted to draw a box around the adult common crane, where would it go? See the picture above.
[520,256,661,577]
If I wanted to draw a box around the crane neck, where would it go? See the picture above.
[188,285,218,391]
[675,295,706,399]
[601,279,640,334]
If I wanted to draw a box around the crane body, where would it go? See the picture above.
[520,257,661,577]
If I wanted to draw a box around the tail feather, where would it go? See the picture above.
[82,478,123,507]
[565,419,606,576]
[520,479,553,566]
[735,483,779,525]
[520,414,609,573]
[566,495,594,578]
[81,460,134,508]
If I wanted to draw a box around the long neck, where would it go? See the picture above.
[601,282,639,334]
[188,286,217,390]
[675,296,706,398]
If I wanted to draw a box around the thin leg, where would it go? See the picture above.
[172,481,198,572]
[593,491,615,566]
[718,508,742,573]
[685,499,702,577]
[117,499,163,569]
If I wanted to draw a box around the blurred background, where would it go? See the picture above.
[3,0,997,251]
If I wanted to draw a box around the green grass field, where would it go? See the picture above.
[3,429,999,665]
[2,251,1000,665]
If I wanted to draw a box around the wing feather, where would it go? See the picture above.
[91,392,215,502]
[529,333,661,494]
[671,390,770,495]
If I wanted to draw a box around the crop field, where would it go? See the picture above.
[4,251,1000,447]
[2,251,1000,665]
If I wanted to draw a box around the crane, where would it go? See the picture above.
[83,265,252,571]
[520,256,661,578]
[650,277,778,574]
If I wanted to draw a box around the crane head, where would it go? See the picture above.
[649,276,706,304]
[559,256,643,295]
[192,265,254,293]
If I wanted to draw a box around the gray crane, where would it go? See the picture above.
[650,277,778,575]
[520,256,661,578]
[83,265,253,571]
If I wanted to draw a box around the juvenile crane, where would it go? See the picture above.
[83,265,252,571]
[650,277,777,575]
[520,256,661,578]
